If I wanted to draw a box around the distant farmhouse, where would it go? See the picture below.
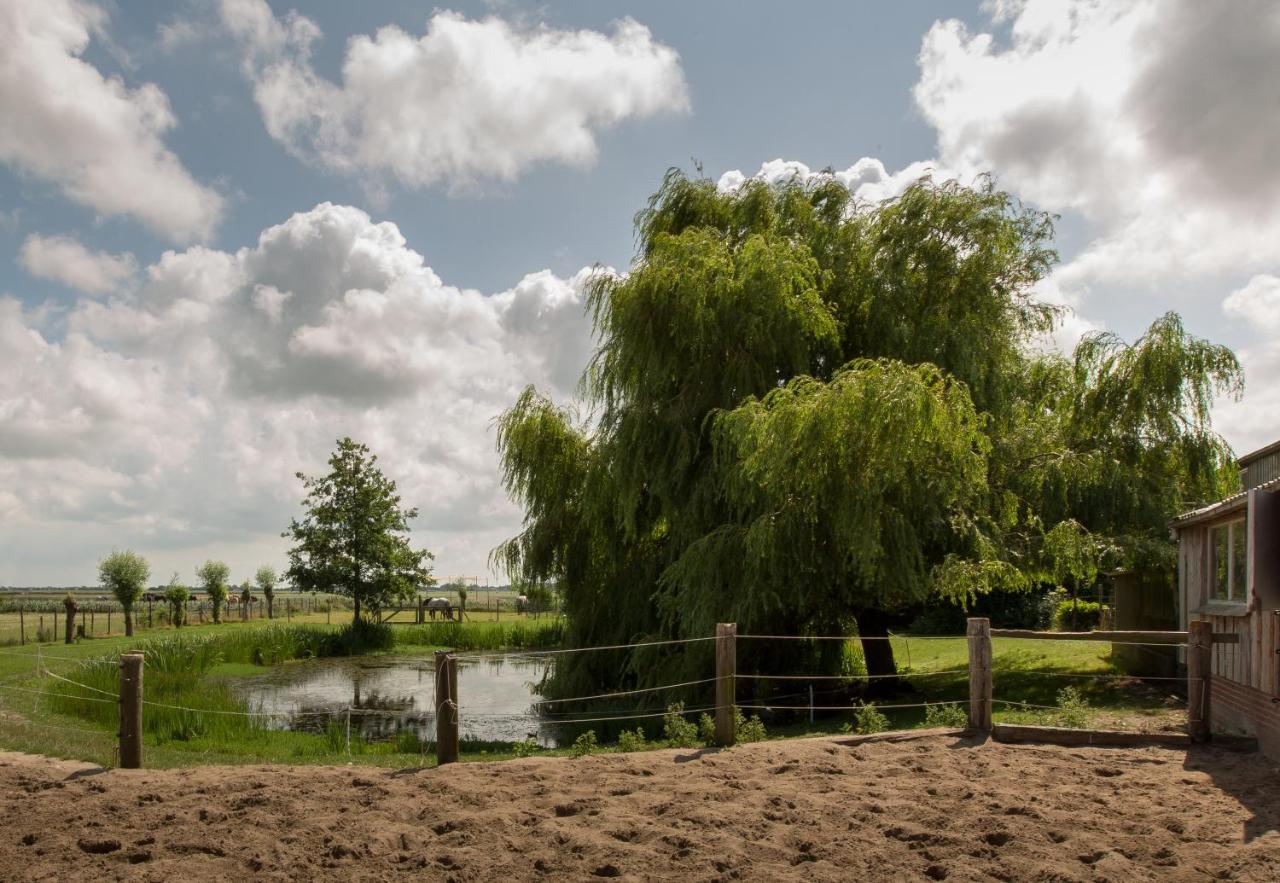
[1173,440,1280,757]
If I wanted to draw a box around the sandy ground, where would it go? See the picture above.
[2,732,1279,882]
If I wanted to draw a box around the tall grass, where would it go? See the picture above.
[391,618,564,651]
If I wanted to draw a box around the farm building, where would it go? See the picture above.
[1173,439,1280,758]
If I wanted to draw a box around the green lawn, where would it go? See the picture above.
[0,626,1188,769]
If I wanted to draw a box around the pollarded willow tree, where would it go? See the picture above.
[495,170,1241,698]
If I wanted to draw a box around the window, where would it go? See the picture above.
[1211,518,1248,602]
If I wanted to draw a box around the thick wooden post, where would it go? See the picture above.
[64,598,77,644]
[967,617,992,733]
[715,623,737,746]
[119,652,144,769]
[435,651,459,764]
[1188,619,1212,742]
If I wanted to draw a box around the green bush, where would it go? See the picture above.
[569,730,598,757]
[909,587,1058,634]
[513,737,540,757]
[850,702,889,735]
[616,727,647,752]
[1052,599,1107,631]
[1054,686,1090,728]
[923,702,969,728]
[735,708,767,743]
[662,702,700,748]
[697,713,716,745]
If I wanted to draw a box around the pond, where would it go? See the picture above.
[231,654,574,746]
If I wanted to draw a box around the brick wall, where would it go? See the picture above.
[1211,675,1280,760]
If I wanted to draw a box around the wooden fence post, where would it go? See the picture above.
[1188,619,1212,742]
[119,652,144,769]
[64,598,77,644]
[967,617,992,733]
[715,623,737,746]
[435,650,459,764]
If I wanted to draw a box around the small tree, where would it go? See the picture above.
[284,438,435,625]
[256,565,278,619]
[99,549,149,637]
[197,560,231,624]
[163,574,189,628]
[239,580,252,620]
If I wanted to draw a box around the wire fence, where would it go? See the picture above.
[0,624,1205,760]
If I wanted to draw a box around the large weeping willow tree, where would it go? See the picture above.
[494,170,1241,699]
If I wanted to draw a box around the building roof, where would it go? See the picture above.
[1240,438,1280,467]
[1171,474,1280,529]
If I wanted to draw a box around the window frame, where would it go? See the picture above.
[1210,516,1249,603]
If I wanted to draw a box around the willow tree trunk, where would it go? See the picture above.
[124,605,134,637]
[64,601,78,644]
[855,608,899,694]
[266,594,274,619]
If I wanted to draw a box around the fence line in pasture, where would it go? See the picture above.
[737,669,968,682]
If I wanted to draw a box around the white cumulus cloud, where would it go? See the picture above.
[0,203,600,585]
[1223,275,1280,333]
[0,0,224,241]
[19,233,137,294]
[220,0,689,190]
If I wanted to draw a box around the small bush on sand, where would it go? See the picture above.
[513,737,540,757]
[569,730,598,757]
[662,702,700,748]
[924,702,969,729]
[736,708,767,743]
[617,728,647,753]
[850,701,889,735]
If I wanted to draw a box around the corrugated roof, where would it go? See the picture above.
[1171,474,1280,528]
[1239,438,1280,467]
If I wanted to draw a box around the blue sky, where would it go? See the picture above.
[2,0,1277,585]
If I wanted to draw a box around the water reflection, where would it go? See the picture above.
[233,654,564,745]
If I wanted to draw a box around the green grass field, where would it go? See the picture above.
[0,621,1186,770]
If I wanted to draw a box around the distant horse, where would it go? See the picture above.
[515,594,529,614]
[426,597,454,621]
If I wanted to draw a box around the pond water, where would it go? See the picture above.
[231,654,573,746]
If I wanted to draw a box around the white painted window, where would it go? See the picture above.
[1211,517,1248,602]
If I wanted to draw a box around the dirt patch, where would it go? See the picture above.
[2,735,1280,880]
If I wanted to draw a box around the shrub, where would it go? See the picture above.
[513,737,540,757]
[851,701,889,735]
[1052,599,1107,631]
[569,730,598,757]
[735,708,767,743]
[394,727,425,754]
[1054,686,1090,728]
[662,702,700,748]
[697,713,716,745]
[923,702,969,728]
[616,728,647,753]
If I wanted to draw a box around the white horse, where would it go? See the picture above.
[426,597,454,621]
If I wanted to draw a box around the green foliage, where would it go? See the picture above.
[569,730,598,757]
[616,727,647,752]
[1054,686,1090,728]
[162,574,189,628]
[98,550,148,635]
[512,737,540,757]
[284,438,436,623]
[735,708,767,743]
[494,168,1243,697]
[1052,599,1107,631]
[197,560,231,624]
[662,702,700,748]
[697,713,716,745]
[851,702,889,735]
[923,702,969,728]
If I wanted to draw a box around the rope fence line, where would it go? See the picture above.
[738,699,965,712]
[459,635,717,660]
[994,671,1195,682]
[0,683,116,704]
[737,669,968,682]
[737,633,960,642]
[526,677,718,706]
[43,670,117,697]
